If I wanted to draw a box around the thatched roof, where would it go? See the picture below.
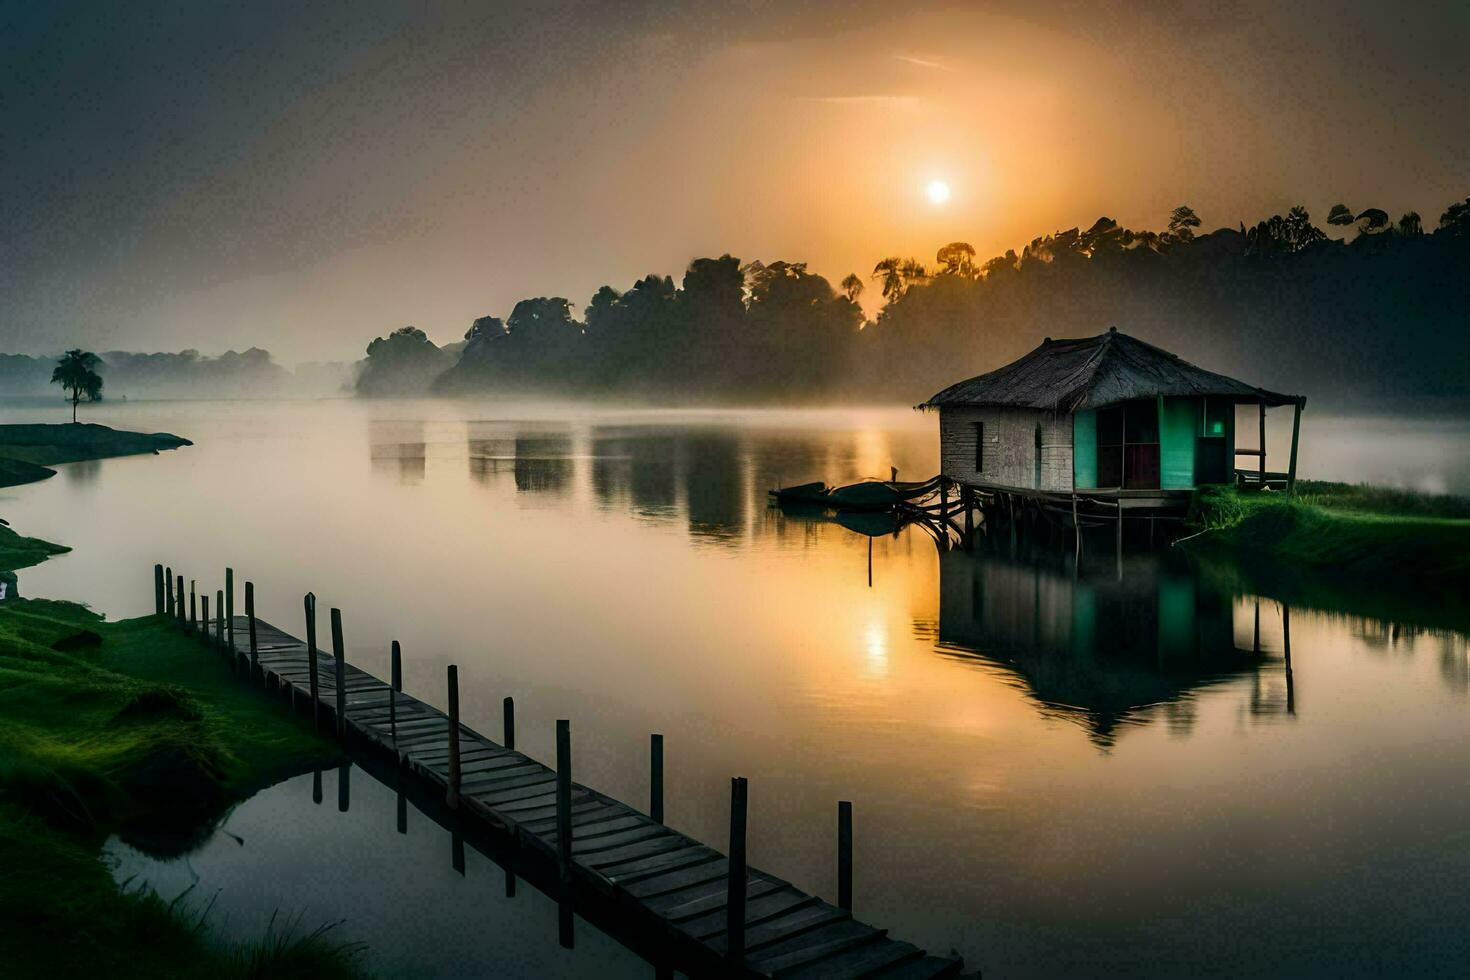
[920,328,1301,412]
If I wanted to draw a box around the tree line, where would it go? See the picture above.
[357,194,1470,408]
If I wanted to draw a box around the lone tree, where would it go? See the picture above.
[51,349,103,422]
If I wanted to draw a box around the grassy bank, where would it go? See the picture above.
[0,535,359,975]
[0,422,191,488]
[1182,481,1470,612]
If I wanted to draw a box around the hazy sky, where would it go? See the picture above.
[3,1,1468,363]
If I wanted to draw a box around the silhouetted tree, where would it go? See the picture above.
[840,273,864,302]
[357,326,454,396]
[1397,211,1423,237]
[1165,205,1201,244]
[872,257,905,300]
[1327,204,1355,228]
[1356,208,1389,233]
[936,242,976,276]
[1439,197,1470,235]
[51,348,103,422]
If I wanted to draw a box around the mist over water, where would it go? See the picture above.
[4,398,1470,976]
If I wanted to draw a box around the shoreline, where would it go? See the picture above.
[0,422,192,489]
[0,429,362,978]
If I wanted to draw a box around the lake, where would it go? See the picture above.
[4,399,1470,977]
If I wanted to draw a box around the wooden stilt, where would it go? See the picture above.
[1287,398,1304,495]
[165,566,174,618]
[176,575,185,627]
[200,594,209,647]
[215,590,224,651]
[1283,604,1295,715]
[153,564,164,616]
[189,580,197,632]
[503,696,516,751]
[1258,400,1267,482]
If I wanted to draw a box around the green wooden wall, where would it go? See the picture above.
[1072,409,1097,489]
[1158,397,1200,489]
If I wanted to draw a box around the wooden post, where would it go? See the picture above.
[189,580,197,632]
[153,564,164,615]
[556,719,572,880]
[312,767,322,805]
[165,565,174,618]
[225,567,235,652]
[304,593,319,731]
[390,640,402,746]
[837,800,853,911]
[446,664,461,807]
[1115,507,1124,581]
[200,594,209,647]
[215,589,224,651]
[503,696,515,751]
[1287,397,1304,495]
[1258,400,1267,481]
[727,776,748,964]
[176,575,185,627]
[1253,600,1261,655]
[1072,494,1080,562]
[650,733,664,824]
[1283,603,1296,716]
[330,607,346,739]
[245,581,258,676]
[337,760,350,813]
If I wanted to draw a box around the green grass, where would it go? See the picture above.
[0,595,360,977]
[1185,483,1470,584]
[0,523,71,573]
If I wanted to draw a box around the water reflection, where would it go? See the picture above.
[106,763,648,978]
[933,544,1269,746]
[369,420,427,484]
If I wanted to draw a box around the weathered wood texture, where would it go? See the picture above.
[938,405,1072,493]
[204,614,965,980]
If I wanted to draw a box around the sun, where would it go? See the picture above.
[925,179,951,205]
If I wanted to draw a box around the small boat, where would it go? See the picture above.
[826,480,904,510]
[835,510,905,537]
[768,481,831,506]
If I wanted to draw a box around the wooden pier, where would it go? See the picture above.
[161,566,970,979]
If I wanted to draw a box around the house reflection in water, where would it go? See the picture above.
[934,545,1272,746]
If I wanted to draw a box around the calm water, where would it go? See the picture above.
[5,399,1470,977]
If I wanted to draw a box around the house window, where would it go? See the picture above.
[974,421,984,472]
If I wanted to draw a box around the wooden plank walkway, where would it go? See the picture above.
[209,614,968,979]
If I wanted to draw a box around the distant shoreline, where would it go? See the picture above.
[0,422,191,489]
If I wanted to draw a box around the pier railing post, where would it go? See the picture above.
[390,640,402,746]
[727,776,748,964]
[176,574,185,628]
[838,800,853,911]
[245,581,258,678]
[165,565,174,619]
[556,719,572,880]
[503,696,516,751]
[447,665,461,807]
[189,580,197,633]
[304,593,319,731]
[225,567,235,652]
[153,564,164,616]
[330,607,346,740]
[200,594,209,647]
[650,733,664,824]
[215,589,224,653]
